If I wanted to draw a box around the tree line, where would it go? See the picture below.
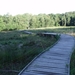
[0,11,75,31]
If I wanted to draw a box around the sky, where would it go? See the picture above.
[0,0,75,15]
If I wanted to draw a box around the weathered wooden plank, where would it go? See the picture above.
[40,55,69,60]
[36,58,67,64]
[25,68,67,74]
[22,71,66,75]
[29,63,66,69]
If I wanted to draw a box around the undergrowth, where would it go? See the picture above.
[0,30,58,75]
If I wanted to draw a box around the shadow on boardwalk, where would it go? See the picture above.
[18,34,75,75]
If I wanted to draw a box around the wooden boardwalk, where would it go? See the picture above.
[18,34,75,75]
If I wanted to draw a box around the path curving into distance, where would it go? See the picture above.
[18,34,75,75]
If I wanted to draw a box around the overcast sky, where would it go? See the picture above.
[0,0,75,15]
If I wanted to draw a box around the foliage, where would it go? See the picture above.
[0,12,75,31]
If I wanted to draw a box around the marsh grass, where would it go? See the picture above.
[70,49,75,75]
[0,30,58,75]
[28,26,75,35]
[0,26,75,75]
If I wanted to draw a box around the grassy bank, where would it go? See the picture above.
[70,49,75,75]
[0,30,58,75]
[28,26,75,36]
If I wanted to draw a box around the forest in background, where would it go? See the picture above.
[0,11,75,31]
